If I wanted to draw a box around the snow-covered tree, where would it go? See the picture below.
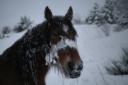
[0,26,11,39]
[101,0,117,24]
[2,26,11,34]
[14,16,32,32]
[115,0,128,26]
[85,3,101,24]
[86,0,117,25]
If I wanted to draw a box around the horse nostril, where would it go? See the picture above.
[68,61,83,71]
[68,61,74,71]
[77,63,83,71]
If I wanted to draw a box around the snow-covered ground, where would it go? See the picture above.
[0,25,128,85]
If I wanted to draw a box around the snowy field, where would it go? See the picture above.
[0,25,128,85]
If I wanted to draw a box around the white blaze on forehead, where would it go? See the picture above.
[65,39,78,49]
[63,24,69,32]
[45,37,78,65]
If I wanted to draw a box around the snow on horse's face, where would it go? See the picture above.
[45,7,83,78]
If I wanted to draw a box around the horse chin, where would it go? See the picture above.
[69,71,81,78]
[64,71,81,79]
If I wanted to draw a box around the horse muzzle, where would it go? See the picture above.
[68,60,83,78]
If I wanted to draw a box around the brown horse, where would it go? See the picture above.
[0,6,83,85]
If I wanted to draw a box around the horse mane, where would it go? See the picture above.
[0,20,51,85]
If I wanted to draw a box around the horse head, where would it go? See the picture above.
[44,6,83,78]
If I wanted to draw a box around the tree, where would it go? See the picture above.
[85,0,117,25]
[85,3,101,24]
[101,0,117,24]
[2,26,11,34]
[14,16,32,32]
[115,0,128,26]
[0,26,11,39]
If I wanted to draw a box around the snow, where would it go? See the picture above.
[0,31,27,54]
[0,24,128,85]
[45,36,78,65]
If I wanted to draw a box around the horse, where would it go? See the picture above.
[0,6,83,85]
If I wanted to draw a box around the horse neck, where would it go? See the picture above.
[21,24,50,85]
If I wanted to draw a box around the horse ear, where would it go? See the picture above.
[44,6,52,20]
[64,6,73,21]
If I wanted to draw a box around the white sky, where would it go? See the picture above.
[0,0,104,28]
